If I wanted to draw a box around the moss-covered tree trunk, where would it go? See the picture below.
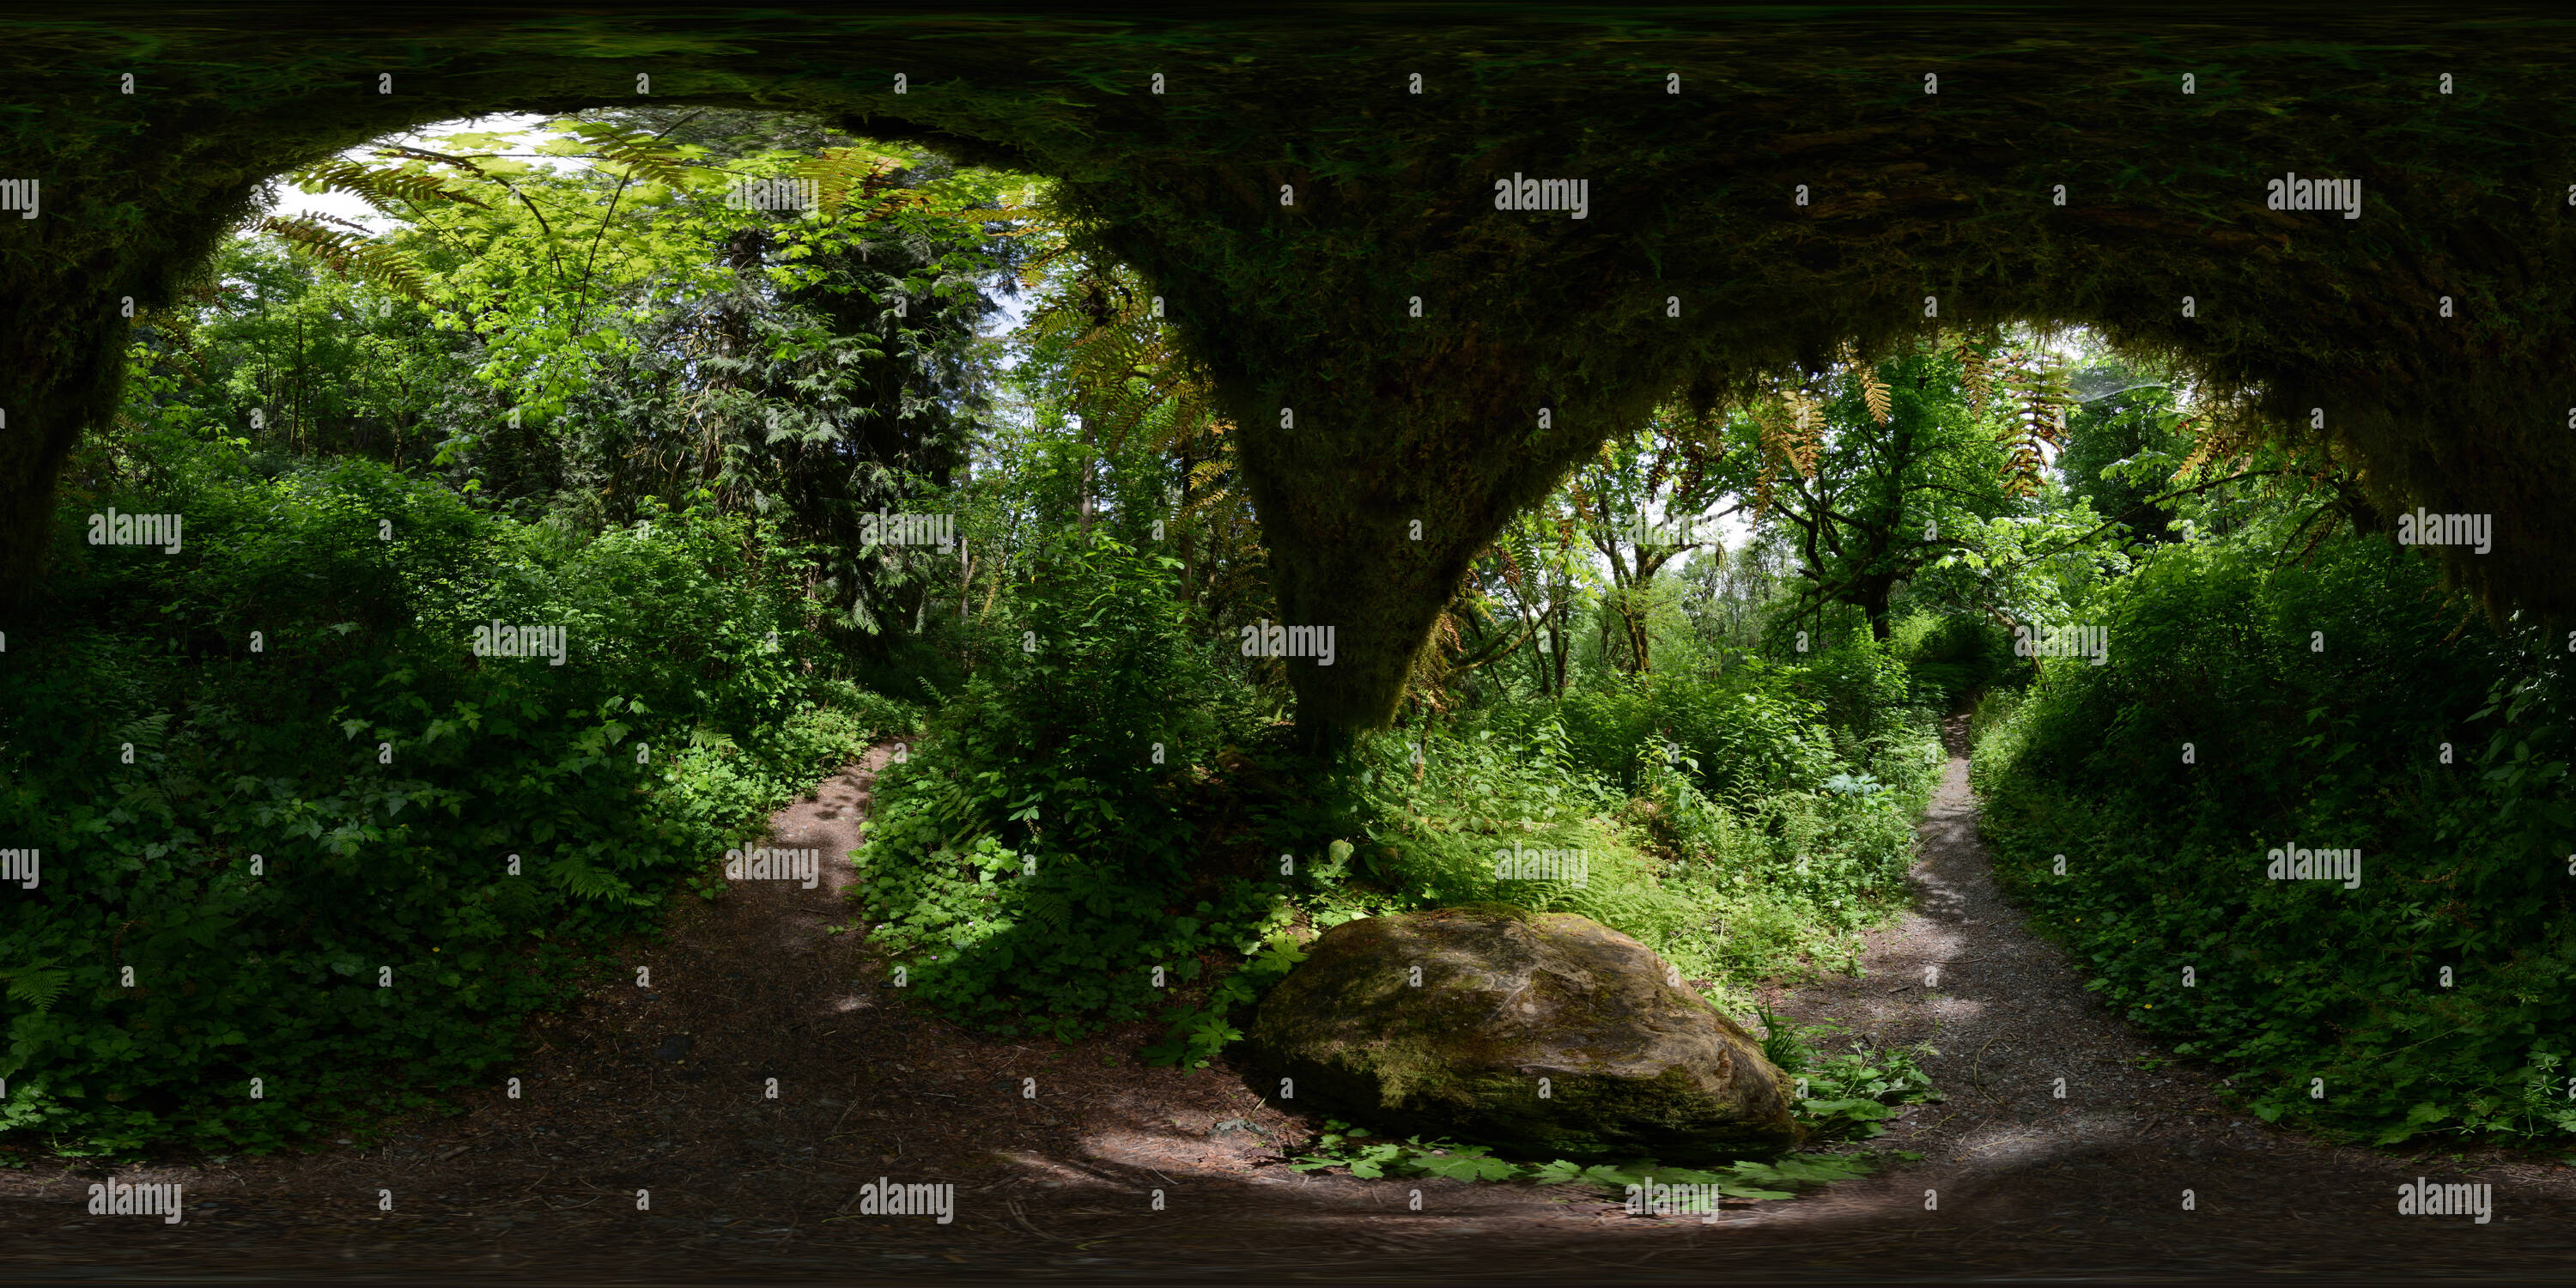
[1222,357,1639,750]
[1067,175,1689,749]
[0,299,124,609]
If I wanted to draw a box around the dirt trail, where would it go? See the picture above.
[6,727,2574,1282]
[1716,714,2576,1275]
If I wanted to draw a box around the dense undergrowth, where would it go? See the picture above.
[0,434,915,1155]
[1971,534,2576,1147]
[849,535,1947,1073]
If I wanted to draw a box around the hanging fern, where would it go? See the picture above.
[252,215,431,301]
[1748,386,1823,519]
[562,121,696,188]
[794,145,908,213]
[1023,262,1230,459]
[286,157,488,216]
[1859,366,1893,425]
[2174,411,2267,483]
[1994,352,2077,498]
[1835,342,1893,425]
[1951,334,1996,413]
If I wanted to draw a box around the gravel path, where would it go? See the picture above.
[1718,714,2576,1277]
[5,723,2573,1281]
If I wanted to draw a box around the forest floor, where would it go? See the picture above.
[5,721,2574,1282]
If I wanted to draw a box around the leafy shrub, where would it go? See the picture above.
[0,441,890,1155]
[1528,667,1840,799]
[1139,931,1310,1069]
[1791,636,1924,755]
[845,537,1947,1082]
[1787,1033,1943,1140]
[1892,611,2021,711]
[1971,534,2576,1145]
[1625,735,1931,1003]
[847,536,1285,1038]
[1231,707,1939,1019]
[1333,722,1695,938]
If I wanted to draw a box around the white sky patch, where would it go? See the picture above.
[1706,506,1758,550]
[982,290,1032,344]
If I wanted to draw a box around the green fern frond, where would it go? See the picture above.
[368,144,493,180]
[794,146,907,213]
[1020,885,1074,935]
[563,123,695,188]
[0,965,70,1012]
[542,854,632,902]
[288,158,488,216]
[254,216,431,301]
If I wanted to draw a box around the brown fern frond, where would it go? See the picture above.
[1786,390,1822,475]
[2173,412,2265,483]
[1745,387,1821,519]
[2172,437,2215,479]
[1860,367,1893,424]
[1749,396,1787,518]
[1991,352,2079,496]
[1951,334,1996,411]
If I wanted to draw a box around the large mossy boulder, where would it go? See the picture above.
[1247,906,1801,1163]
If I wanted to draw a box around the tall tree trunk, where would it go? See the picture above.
[1624,598,1653,673]
[1859,570,1896,641]
[1552,599,1569,697]
[1077,415,1094,540]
